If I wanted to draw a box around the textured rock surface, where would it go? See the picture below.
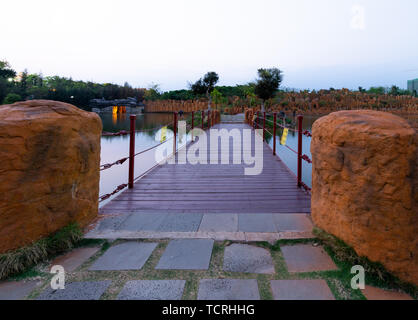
[37,281,111,300]
[117,280,186,300]
[0,100,102,253]
[311,110,418,285]
[281,245,338,273]
[89,242,157,271]
[361,285,413,300]
[198,279,260,300]
[50,247,99,272]
[223,244,275,274]
[156,239,214,270]
[270,280,335,300]
[0,281,41,300]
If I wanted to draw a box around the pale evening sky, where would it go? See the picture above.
[1,0,417,91]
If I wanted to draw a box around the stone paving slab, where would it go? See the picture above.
[361,285,413,300]
[198,279,260,300]
[117,280,186,300]
[84,230,313,242]
[0,281,41,300]
[90,214,131,233]
[199,214,238,232]
[281,245,338,273]
[89,242,157,271]
[270,280,335,300]
[50,247,100,272]
[238,214,277,233]
[273,214,313,232]
[156,239,214,270]
[157,213,203,232]
[117,213,167,231]
[37,281,111,300]
[223,244,275,274]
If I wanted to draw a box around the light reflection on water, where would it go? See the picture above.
[99,113,322,207]
[99,112,187,207]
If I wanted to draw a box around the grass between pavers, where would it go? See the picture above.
[0,223,85,281]
[257,239,364,300]
[313,228,418,300]
[22,235,417,300]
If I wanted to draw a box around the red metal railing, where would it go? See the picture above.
[99,110,215,202]
[254,112,312,193]
[128,115,136,189]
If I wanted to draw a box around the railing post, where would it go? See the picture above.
[297,115,303,188]
[208,110,211,129]
[191,111,194,141]
[201,110,204,129]
[273,112,277,156]
[263,111,266,141]
[128,115,136,189]
[173,112,177,156]
[257,111,260,129]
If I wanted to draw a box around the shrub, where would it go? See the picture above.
[0,223,83,280]
[2,93,22,105]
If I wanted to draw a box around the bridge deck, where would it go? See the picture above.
[100,123,311,214]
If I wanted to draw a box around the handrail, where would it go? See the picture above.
[253,112,312,193]
[99,110,218,202]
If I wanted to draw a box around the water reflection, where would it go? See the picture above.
[101,112,174,133]
[99,113,322,207]
[265,115,321,189]
[99,112,191,207]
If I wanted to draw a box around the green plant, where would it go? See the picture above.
[0,223,83,280]
[254,68,283,112]
[2,93,22,104]
[313,228,418,298]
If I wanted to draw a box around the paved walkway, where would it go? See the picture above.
[85,213,314,241]
[0,239,413,300]
[220,113,245,123]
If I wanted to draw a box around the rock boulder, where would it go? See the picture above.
[311,110,418,285]
[0,100,102,253]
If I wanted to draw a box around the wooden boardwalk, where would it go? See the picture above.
[100,123,311,215]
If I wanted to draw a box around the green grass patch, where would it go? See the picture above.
[0,223,83,280]
[313,228,418,299]
[22,236,417,300]
[8,266,48,282]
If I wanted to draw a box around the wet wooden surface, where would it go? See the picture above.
[100,123,311,214]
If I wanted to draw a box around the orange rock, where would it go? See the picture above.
[0,100,102,253]
[311,110,418,286]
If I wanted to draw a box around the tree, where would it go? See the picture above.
[368,86,386,95]
[190,71,219,110]
[0,60,16,79]
[210,88,223,109]
[243,84,257,107]
[390,85,400,96]
[144,83,161,101]
[254,68,283,112]
[0,60,16,103]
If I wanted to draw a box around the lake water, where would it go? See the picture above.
[99,112,321,207]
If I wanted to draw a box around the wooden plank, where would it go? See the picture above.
[102,123,311,215]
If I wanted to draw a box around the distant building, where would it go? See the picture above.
[407,79,418,95]
[89,97,144,113]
